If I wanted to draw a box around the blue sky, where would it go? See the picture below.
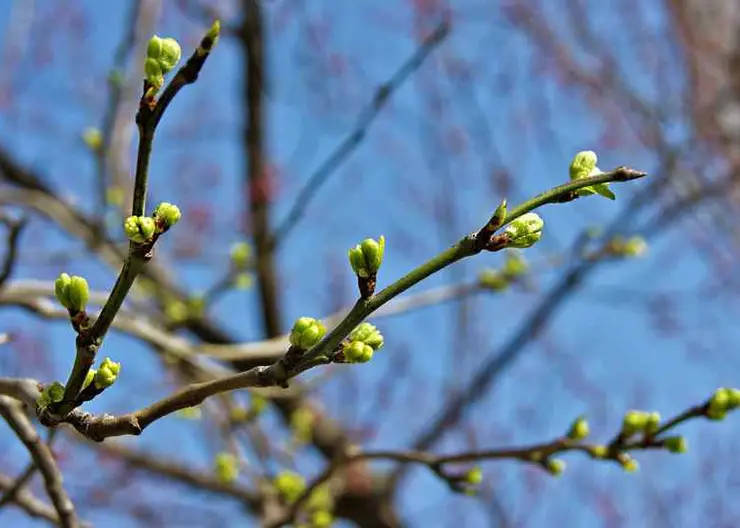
[1,1,738,527]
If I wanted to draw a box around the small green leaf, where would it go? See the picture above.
[593,183,616,200]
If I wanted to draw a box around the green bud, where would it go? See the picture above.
[154,202,181,229]
[66,276,89,313]
[361,236,385,272]
[124,216,156,243]
[187,296,206,318]
[233,272,253,290]
[144,57,164,88]
[289,317,326,349]
[569,150,615,200]
[644,412,661,435]
[349,323,384,350]
[83,369,96,390]
[503,213,544,249]
[622,410,649,437]
[502,251,528,277]
[158,38,181,72]
[708,388,730,419]
[478,269,508,291]
[94,357,121,389]
[165,299,188,323]
[546,458,566,476]
[36,381,65,410]
[250,395,267,416]
[274,471,306,504]
[55,273,90,313]
[310,510,334,528]
[206,20,221,42]
[82,127,103,151]
[663,436,688,454]
[198,20,221,56]
[623,236,647,257]
[290,406,315,445]
[230,406,249,422]
[589,445,608,459]
[108,69,124,89]
[608,236,648,258]
[570,150,598,181]
[106,186,125,207]
[146,35,181,73]
[348,247,367,277]
[230,242,251,269]
[306,484,333,512]
[567,416,590,441]
[465,466,483,485]
[348,236,385,278]
[54,273,72,308]
[214,452,239,483]
[147,35,164,59]
[343,341,373,363]
[620,456,639,473]
[727,388,740,410]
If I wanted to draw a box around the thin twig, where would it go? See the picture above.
[0,211,26,290]
[197,282,481,361]
[300,168,647,367]
[270,20,451,247]
[0,429,58,509]
[0,281,233,389]
[82,440,261,509]
[0,464,37,510]
[93,0,151,219]
[23,168,645,442]
[50,23,221,418]
[58,356,328,441]
[271,399,713,527]
[0,377,40,407]
[0,396,78,527]
[0,473,68,526]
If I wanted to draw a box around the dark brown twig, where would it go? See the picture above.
[0,211,26,290]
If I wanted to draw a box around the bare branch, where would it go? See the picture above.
[83,440,261,509]
[0,280,229,378]
[0,377,40,407]
[0,211,26,290]
[270,20,451,247]
[0,396,78,527]
[0,429,58,510]
[270,400,714,527]
[57,353,327,441]
[0,473,70,526]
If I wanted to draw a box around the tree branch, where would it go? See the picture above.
[46,22,221,419]
[300,168,646,367]
[270,20,451,247]
[7,168,643,445]
[0,211,26,290]
[81,440,261,510]
[0,473,77,526]
[0,429,58,510]
[0,396,77,528]
[270,398,720,527]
